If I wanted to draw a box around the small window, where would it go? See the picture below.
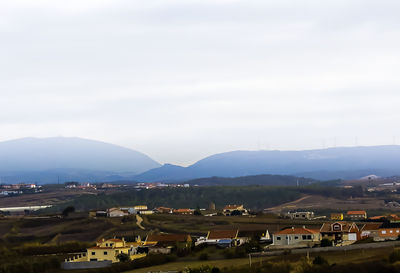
[91,252,95,255]
[277,236,281,240]
[294,236,299,240]
[110,243,113,247]
[105,243,108,247]
[307,235,312,240]
[382,230,387,234]
[302,235,306,240]
[390,230,393,233]
[104,251,108,255]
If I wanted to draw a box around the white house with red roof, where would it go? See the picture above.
[272,226,321,247]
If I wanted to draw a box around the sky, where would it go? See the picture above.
[1,0,400,166]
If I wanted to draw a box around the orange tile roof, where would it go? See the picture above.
[361,223,382,231]
[368,216,385,220]
[347,210,367,215]
[88,246,128,249]
[108,238,123,242]
[207,230,238,240]
[275,227,319,235]
[173,209,193,213]
[224,205,243,210]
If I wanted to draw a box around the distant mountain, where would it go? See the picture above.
[134,146,400,181]
[0,137,160,183]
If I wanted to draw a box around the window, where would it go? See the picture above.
[91,252,95,255]
[294,236,299,240]
[105,243,108,247]
[302,235,306,240]
[104,251,108,255]
[276,236,281,240]
[333,224,341,231]
[382,230,387,234]
[307,235,312,240]
[390,230,393,233]
[110,243,113,247]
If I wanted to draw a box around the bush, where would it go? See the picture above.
[320,238,332,247]
[62,206,75,217]
[313,255,328,265]
[117,253,130,262]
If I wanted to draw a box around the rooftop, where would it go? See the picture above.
[275,227,319,235]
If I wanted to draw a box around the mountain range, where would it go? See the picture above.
[0,137,160,183]
[134,146,400,181]
[1,137,400,183]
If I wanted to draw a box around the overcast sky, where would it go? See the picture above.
[1,0,400,166]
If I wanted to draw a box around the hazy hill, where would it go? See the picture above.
[0,137,160,183]
[134,145,400,181]
[184,174,316,186]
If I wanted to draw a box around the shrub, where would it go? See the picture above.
[117,253,130,262]
[313,255,328,265]
[320,238,332,247]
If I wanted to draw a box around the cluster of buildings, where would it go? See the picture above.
[270,219,400,248]
[330,210,367,221]
[0,183,41,196]
[64,217,400,268]
[65,182,97,190]
[64,227,269,267]
[62,206,400,269]
[134,182,190,190]
[91,204,251,218]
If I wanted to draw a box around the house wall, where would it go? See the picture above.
[87,248,129,263]
[273,233,320,246]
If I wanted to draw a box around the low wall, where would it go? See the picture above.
[252,240,400,257]
[61,260,112,270]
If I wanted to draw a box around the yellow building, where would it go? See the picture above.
[65,238,146,264]
[330,213,344,220]
[134,205,148,211]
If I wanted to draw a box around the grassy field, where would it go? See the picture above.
[142,213,328,235]
[124,246,398,273]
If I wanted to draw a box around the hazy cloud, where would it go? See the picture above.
[1,0,400,165]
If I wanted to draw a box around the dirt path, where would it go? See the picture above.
[264,195,312,212]
[136,214,145,230]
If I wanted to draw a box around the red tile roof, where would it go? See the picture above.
[173,209,193,213]
[361,223,382,231]
[207,230,238,240]
[223,205,243,210]
[275,227,319,235]
[347,210,367,215]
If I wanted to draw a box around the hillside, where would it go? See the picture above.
[184,174,316,186]
[0,137,160,183]
[134,145,400,181]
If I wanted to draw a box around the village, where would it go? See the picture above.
[59,203,400,270]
